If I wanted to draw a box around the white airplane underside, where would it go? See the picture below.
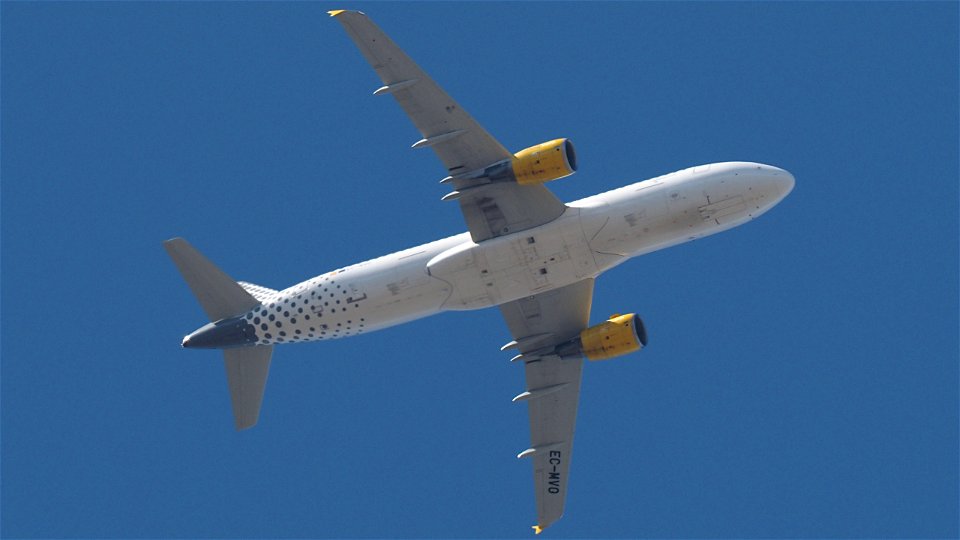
[164,10,793,534]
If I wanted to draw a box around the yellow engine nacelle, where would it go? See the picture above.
[511,138,577,185]
[579,313,648,361]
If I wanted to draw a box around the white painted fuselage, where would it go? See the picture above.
[242,162,793,345]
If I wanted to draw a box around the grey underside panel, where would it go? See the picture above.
[162,238,259,322]
[499,279,595,353]
[332,11,566,243]
[223,345,273,430]
[458,183,566,243]
[500,279,594,530]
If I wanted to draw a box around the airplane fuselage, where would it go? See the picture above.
[164,11,799,531]
[182,161,792,349]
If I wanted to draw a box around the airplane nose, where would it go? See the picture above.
[758,165,795,201]
[772,168,795,200]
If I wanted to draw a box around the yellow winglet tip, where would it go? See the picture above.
[327,9,347,17]
[533,525,543,535]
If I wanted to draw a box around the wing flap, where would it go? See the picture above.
[457,183,566,242]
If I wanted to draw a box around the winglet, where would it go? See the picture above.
[328,9,365,17]
[533,525,543,535]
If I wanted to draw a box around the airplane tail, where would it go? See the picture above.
[222,346,273,430]
[163,237,273,430]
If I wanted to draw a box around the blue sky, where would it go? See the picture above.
[3,2,957,538]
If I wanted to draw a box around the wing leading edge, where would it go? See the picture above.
[329,10,566,243]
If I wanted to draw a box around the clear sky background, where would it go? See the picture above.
[3,2,957,538]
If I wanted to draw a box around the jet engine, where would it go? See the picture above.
[512,313,646,364]
[511,138,577,185]
[578,313,647,361]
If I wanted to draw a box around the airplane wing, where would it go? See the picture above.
[499,278,594,533]
[330,10,566,242]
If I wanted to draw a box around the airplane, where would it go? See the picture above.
[163,9,794,535]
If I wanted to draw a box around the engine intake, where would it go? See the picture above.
[511,138,577,185]
[578,313,647,361]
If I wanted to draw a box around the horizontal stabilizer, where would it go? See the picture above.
[224,345,273,430]
[238,281,279,302]
[163,238,259,322]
